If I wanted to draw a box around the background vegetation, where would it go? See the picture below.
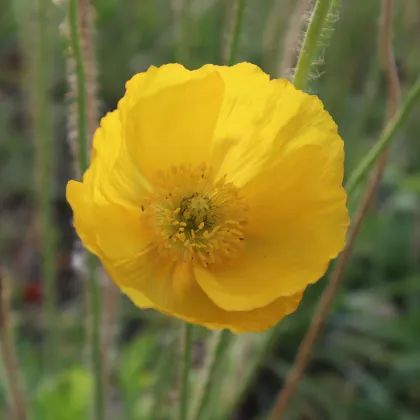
[1,0,420,419]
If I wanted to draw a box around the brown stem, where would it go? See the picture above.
[100,270,119,412]
[78,0,99,143]
[270,1,400,418]
[278,0,312,78]
[261,0,290,75]
[0,268,28,420]
[221,0,237,65]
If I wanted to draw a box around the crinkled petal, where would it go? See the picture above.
[66,62,348,332]
[66,180,99,256]
[195,145,348,311]
[107,258,303,333]
[66,180,151,261]
[211,68,342,188]
[89,109,151,209]
[209,63,273,178]
[121,64,224,184]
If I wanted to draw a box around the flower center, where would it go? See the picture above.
[144,164,247,267]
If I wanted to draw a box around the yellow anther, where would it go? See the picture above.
[150,164,247,268]
[175,232,186,241]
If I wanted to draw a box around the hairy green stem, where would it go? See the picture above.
[68,1,103,419]
[293,0,331,90]
[309,0,341,88]
[69,0,88,170]
[346,75,420,195]
[226,0,247,66]
[35,0,56,371]
[179,323,194,420]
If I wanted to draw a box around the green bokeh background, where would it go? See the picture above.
[1,1,420,419]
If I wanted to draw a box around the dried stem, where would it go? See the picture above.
[77,1,115,414]
[68,0,104,419]
[0,268,28,420]
[269,1,400,417]
[278,0,312,78]
[100,271,119,408]
[78,0,99,141]
[66,52,82,180]
[261,0,289,75]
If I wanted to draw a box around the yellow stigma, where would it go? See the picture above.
[144,164,247,267]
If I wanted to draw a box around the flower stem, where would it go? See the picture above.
[226,0,247,66]
[69,0,88,170]
[34,0,56,371]
[192,330,232,420]
[292,0,331,91]
[346,74,420,195]
[68,1,104,419]
[179,323,194,420]
[278,0,312,78]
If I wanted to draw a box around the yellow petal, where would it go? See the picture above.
[66,179,151,261]
[115,260,303,333]
[195,145,348,311]
[118,64,194,118]
[89,109,151,209]
[101,250,167,290]
[212,68,341,188]
[66,180,99,256]
[94,204,152,260]
[121,65,224,184]
[209,63,276,181]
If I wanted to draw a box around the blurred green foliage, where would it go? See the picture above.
[1,0,420,419]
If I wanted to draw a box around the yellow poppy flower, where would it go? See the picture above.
[67,63,349,333]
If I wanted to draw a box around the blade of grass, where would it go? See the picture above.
[345,75,420,195]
